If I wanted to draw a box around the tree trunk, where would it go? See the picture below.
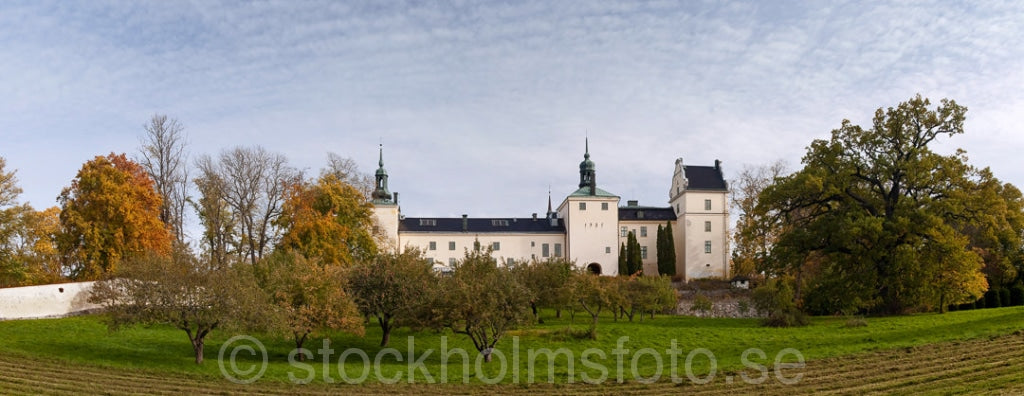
[556,308,562,319]
[192,337,204,364]
[294,332,309,361]
[589,314,598,340]
[482,350,493,363]
[378,316,392,347]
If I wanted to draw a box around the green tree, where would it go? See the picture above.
[618,243,627,276]
[625,231,642,276]
[515,257,575,323]
[89,250,265,364]
[657,221,676,276]
[348,247,435,347]
[58,153,171,280]
[755,95,989,314]
[573,270,615,339]
[431,249,532,362]
[259,250,364,358]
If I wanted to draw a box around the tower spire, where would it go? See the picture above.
[578,138,596,193]
[372,144,392,204]
[546,186,553,217]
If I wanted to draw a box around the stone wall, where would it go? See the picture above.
[0,282,100,320]
[676,289,763,319]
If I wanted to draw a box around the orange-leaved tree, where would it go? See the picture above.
[276,174,376,267]
[58,153,171,280]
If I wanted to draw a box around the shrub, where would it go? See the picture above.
[975,296,986,309]
[958,302,974,311]
[985,289,1001,309]
[691,294,713,315]
[947,304,957,312]
[752,277,808,327]
[999,288,1011,307]
[737,300,751,315]
[1011,285,1024,306]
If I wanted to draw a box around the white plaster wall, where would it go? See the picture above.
[617,220,662,275]
[400,232,566,269]
[679,191,730,279]
[372,204,401,251]
[561,196,620,275]
[0,282,100,320]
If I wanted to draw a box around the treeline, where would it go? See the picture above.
[730,95,1024,321]
[0,114,679,364]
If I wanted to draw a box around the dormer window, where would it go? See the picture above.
[419,219,436,226]
[491,219,509,227]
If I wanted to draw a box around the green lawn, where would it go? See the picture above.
[1,306,1022,386]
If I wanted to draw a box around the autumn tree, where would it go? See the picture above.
[322,153,374,199]
[348,247,435,346]
[730,161,788,277]
[754,96,989,315]
[0,157,28,286]
[58,153,171,280]
[431,249,532,362]
[191,171,237,269]
[259,250,363,357]
[573,270,615,339]
[276,174,377,267]
[89,250,265,364]
[514,257,575,323]
[138,115,189,246]
[195,146,299,267]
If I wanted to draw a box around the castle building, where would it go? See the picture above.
[370,142,730,279]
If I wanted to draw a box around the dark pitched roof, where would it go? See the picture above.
[400,217,565,233]
[684,165,728,190]
[618,207,677,221]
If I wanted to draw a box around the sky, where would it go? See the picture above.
[2,1,1023,239]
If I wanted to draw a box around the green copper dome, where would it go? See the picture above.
[579,139,595,171]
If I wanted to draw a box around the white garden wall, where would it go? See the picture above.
[0,281,100,320]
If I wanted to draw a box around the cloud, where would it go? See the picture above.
[1,0,1022,227]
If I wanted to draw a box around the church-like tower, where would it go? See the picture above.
[557,140,620,275]
[369,145,400,249]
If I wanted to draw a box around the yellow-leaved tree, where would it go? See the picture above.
[276,174,376,267]
[58,153,171,280]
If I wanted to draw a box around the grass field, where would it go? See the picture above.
[1,306,1023,394]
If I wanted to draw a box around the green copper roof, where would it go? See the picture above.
[568,186,618,198]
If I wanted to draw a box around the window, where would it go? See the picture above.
[705,221,712,232]
[637,210,645,219]
[449,258,456,266]
[705,241,712,254]
[606,246,611,253]
[429,241,437,251]
[542,243,550,258]
[676,204,680,213]
[601,202,609,210]
[641,246,648,259]
[704,199,712,211]
[579,202,587,210]
[531,241,535,247]
[492,241,500,251]
[620,226,628,237]
[449,241,456,250]
[506,258,515,266]
[554,243,562,257]
[419,219,436,226]
[640,226,647,237]
[491,219,509,226]
[427,258,434,264]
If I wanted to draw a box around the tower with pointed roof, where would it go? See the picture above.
[370,145,400,249]
[557,140,621,275]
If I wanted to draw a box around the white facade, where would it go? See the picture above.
[370,145,729,279]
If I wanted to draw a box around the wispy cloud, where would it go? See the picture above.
[2,0,1022,221]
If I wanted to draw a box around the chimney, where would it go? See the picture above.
[714,159,721,170]
[392,192,399,204]
[627,200,638,207]
[462,214,468,232]
[550,215,558,227]
[532,213,537,221]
